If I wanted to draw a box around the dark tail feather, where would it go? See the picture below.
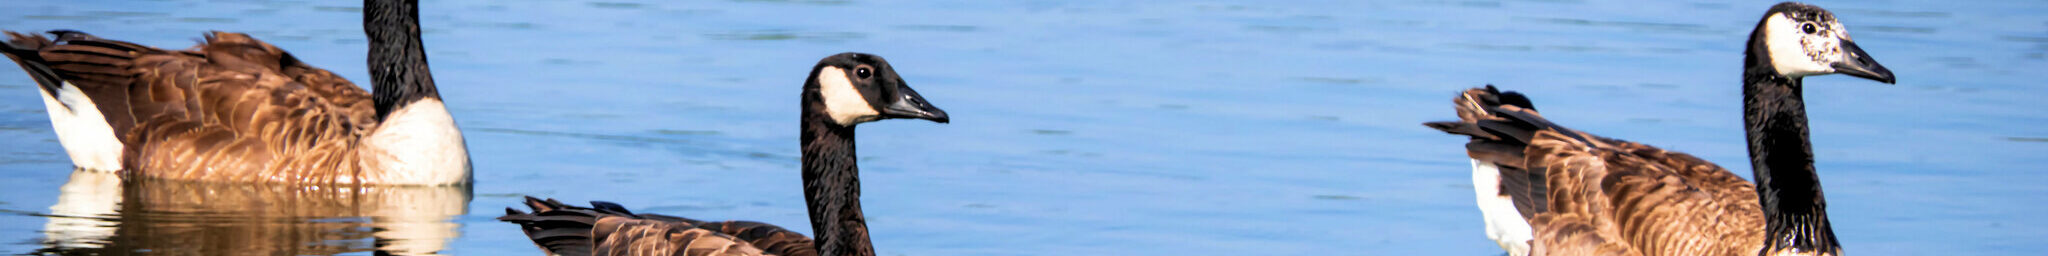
[2,31,67,103]
[1423,85,1544,143]
[499,196,614,256]
[5,30,151,113]
[2,31,55,57]
[1425,85,1562,218]
[1423,85,1600,162]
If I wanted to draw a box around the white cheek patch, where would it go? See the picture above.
[1765,14,1835,77]
[817,66,880,125]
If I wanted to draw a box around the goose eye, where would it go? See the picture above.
[855,68,872,79]
[1801,23,1817,34]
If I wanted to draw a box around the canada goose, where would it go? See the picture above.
[500,52,949,256]
[0,0,469,185]
[1424,2,1894,256]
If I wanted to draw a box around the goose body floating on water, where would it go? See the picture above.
[501,53,949,256]
[0,0,469,185]
[1425,2,1894,256]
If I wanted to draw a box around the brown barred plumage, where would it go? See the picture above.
[1430,86,1765,256]
[501,197,815,256]
[0,0,467,185]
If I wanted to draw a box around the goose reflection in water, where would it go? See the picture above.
[35,169,469,255]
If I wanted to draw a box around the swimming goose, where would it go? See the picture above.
[1424,2,1894,256]
[0,0,468,185]
[500,53,949,256]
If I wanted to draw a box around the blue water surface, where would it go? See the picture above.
[0,0,2042,255]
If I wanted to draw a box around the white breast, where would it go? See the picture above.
[360,99,472,185]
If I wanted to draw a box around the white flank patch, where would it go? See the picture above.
[1765,13,1834,78]
[817,66,880,125]
[37,82,124,171]
[361,99,471,185]
[1471,159,1533,256]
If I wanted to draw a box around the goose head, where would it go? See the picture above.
[1753,2,1892,83]
[807,52,949,126]
[1760,2,1894,84]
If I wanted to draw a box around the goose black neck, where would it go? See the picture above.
[364,0,439,121]
[1743,21,1840,254]
[799,98,876,256]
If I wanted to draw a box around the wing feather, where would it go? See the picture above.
[4,30,379,184]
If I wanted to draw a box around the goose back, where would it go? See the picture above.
[500,197,817,256]
[0,0,468,185]
[4,31,383,183]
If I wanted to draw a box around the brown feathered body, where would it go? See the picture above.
[500,197,818,256]
[1428,86,1769,256]
[2,31,450,185]
[1427,3,1886,255]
